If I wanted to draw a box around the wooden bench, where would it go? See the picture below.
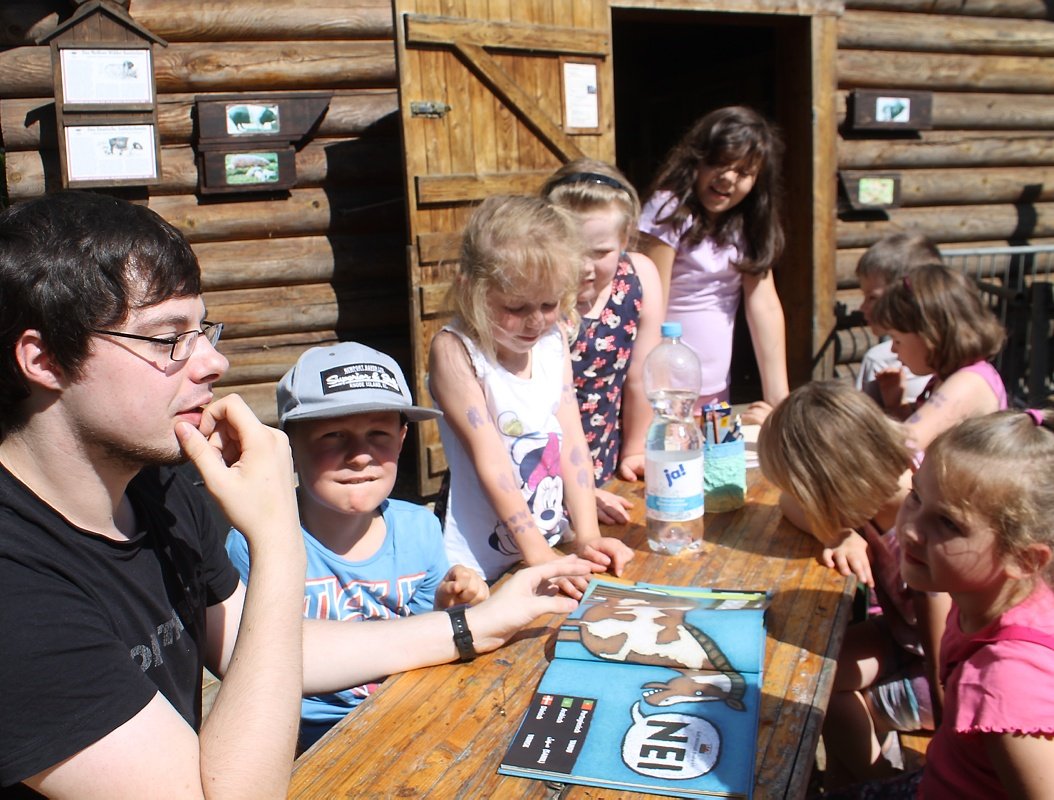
[900,731,933,771]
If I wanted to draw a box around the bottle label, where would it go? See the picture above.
[645,451,704,520]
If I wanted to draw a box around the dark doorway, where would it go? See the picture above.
[612,8,813,403]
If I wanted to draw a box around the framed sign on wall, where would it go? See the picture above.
[42,1,166,188]
[194,93,331,194]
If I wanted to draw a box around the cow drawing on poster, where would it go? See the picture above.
[558,591,748,711]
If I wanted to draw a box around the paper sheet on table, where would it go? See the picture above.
[742,424,761,469]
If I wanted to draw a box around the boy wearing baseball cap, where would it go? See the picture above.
[225,342,487,750]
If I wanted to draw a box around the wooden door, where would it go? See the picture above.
[394,0,615,494]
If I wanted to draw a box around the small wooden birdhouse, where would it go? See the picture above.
[41,0,166,188]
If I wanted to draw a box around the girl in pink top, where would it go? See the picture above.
[638,106,788,422]
[871,263,1007,452]
[900,409,1054,799]
[821,409,1054,800]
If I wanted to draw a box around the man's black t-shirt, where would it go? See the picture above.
[0,463,240,791]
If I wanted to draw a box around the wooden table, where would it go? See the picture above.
[289,472,855,800]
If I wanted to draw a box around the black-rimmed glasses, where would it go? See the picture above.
[91,321,223,362]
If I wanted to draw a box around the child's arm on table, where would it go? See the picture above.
[556,344,634,580]
[429,331,598,596]
[743,271,790,409]
[615,250,663,482]
[778,492,874,587]
[435,565,490,608]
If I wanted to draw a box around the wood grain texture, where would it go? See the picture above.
[0,41,397,98]
[839,9,1054,55]
[0,0,395,46]
[837,49,1054,93]
[288,474,856,800]
[837,202,1054,249]
[843,0,1053,19]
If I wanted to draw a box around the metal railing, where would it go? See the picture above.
[939,245,1054,406]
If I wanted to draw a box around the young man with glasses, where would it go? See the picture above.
[0,192,591,798]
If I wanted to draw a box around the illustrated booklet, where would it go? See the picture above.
[499,579,770,799]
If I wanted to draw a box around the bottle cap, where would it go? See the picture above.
[660,321,682,338]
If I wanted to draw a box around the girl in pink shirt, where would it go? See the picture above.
[870,263,1007,452]
[902,409,1054,799]
[821,409,1054,799]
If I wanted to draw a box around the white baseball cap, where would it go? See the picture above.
[277,342,442,428]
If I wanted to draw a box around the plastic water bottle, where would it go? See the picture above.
[643,322,704,555]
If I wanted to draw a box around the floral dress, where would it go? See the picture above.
[569,253,643,484]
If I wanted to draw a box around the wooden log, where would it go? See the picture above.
[831,326,881,365]
[837,49,1054,93]
[4,137,401,199]
[0,0,394,47]
[843,0,1053,19]
[130,0,394,42]
[839,132,1054,170]
[0,42,396,99]
[219,331,342,386]
[217,329,411,386]
[194,234,404,292]
[204,282,407,339]
[214,381,280,425]
[836,237,1054,285]
[839,10,1054,55]
[836,90,1054,130]
[1,90,398,151]
[146,187,403,244]
[847,167,1054,209]
[837,202,1054,249]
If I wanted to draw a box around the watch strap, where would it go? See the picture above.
[445,604,477,662]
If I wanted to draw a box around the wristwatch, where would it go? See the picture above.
[445,604,477,662]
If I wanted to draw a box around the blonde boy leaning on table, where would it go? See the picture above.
[226,342,489,751]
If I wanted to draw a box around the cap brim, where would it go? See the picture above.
[280,401,443,428]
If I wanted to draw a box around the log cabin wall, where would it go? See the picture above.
[0,0,406,429]
[831,0,1054,378]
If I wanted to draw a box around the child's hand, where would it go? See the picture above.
[522,552,598,598]
[617,454,645,481]
[466,556,594,653]
[435,565,490,609]
[820,530,873,587]
[573,536,634,579]
[876,367,906,412]
[595,487,633,525]
[741,401,773,425]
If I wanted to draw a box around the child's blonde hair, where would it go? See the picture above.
[759,381,914,545]
[541,158,641,245]
[451,194,583,361]
[926,409,1054,580]
[871,263,1005,379]
[855,232,943,282]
